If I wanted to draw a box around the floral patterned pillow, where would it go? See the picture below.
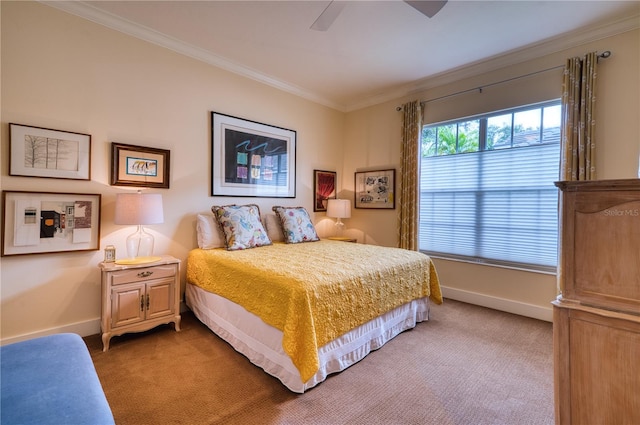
[212,204,272,250]
[272,206,320,244]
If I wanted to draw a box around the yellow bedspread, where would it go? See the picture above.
[186,240,442,382]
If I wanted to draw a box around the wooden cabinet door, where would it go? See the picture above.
[556,180,640,312]
[568,310,640,424]
[111,283,145,328]
[146,279,174,320]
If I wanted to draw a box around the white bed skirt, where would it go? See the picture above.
[186,283,430,393]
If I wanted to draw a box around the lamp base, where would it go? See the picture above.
[334,218,345,237]
[126,225,155,258]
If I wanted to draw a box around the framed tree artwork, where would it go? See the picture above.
[313,170,337,212]
[9,123,91,180]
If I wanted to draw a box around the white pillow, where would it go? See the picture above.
[263,213,284,242]
[196,213,225,249]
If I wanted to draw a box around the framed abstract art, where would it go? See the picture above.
[2,191,101,256]
[354,169,396,209]
[211,112,296,198]
[111,143,170,189]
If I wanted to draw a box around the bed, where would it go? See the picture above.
[186,206,442,393]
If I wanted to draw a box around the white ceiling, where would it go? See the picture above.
[47,1,640,111]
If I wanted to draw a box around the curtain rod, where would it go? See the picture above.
[396,50,611,111]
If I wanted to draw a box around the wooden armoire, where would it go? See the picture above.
[553,179,640,424]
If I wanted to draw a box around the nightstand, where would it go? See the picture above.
[99,255,181,351]
[327,236,357,243]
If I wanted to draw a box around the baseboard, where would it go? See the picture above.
[441,286,553,322]
[1,301,191,346]
[1,318,101,346]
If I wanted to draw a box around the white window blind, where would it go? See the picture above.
[419,142,559,271]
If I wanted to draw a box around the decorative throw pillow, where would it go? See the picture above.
[196,213,226,249]
[272,206,320,244]
[212,204,272,250]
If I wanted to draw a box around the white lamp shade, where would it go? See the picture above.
[326,199,351,219]
[114,192,164,225]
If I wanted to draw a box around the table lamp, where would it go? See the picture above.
[326,198,351,237]
[114,191,164,264]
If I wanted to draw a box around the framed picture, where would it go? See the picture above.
[111,143,170,189]
[314,170,337,212]
[211,112,296,197]
[2,191,101,257]
[354,169,396,209]
[9,123,91,180]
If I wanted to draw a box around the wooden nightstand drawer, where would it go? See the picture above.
[110,264,176,286]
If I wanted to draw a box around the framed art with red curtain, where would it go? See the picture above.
[313,170,336,212]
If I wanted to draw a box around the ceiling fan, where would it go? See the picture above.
[311,0,448,31]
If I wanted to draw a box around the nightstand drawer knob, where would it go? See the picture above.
[138,271,153,278]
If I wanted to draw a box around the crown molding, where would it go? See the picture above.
[40,1,638,113]
[40,1,347,112]
[346,12,640,112]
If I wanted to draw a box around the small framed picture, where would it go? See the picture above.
[2,191,101,257]
[313,170,337,212]
[354,169,396,209]
[111,143,170,189]
[104,245,116,263]
[9,123,91,180]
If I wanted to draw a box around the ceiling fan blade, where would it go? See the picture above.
[311,1,347,31]
[404,0,448,18]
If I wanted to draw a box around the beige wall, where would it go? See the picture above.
[1,2,638,341]
[342,29,640,320]
[0,2,344,341]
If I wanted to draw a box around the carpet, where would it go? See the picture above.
[85,299,553,425]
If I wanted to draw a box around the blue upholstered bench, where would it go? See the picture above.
[1,333,115,425]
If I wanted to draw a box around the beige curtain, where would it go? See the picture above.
[398,100,422,250]
[561,52,598,181]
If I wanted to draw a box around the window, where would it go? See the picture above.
[419,101,560,272]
